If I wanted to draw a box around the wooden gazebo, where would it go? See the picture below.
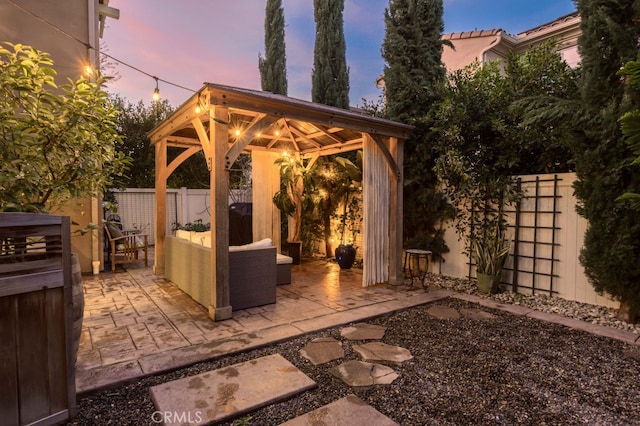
[148,83,413,321]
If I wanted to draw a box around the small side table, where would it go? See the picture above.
[404,249,432,289]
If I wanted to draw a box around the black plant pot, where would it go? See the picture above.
[288,241,302,265]
[335,244,356,269]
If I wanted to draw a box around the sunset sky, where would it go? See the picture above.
[101,0,576,108]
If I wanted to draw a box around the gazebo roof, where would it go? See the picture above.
[148,82,413,158]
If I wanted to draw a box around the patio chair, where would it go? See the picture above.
[104,218,149,272]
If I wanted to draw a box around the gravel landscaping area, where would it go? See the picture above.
[66,276,640,425]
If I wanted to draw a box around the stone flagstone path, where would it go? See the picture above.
[300,322,414,387]
[149,354,316,425]
[149,306,499,425]
[280,394,399,426]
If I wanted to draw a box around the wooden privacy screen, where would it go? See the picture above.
[0,212,75,426]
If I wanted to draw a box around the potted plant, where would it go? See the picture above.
[333,152,363,269]
[272,151,307,264]
[472,225,511,294]
[0,43,130,361]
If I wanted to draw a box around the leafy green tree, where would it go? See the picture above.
[111,96,210,189]
[435,43,580,256]
[617,60,640,210]
[434,61,521,253]
[259,0,287,95]
[299,0,350,256]
[506,41,579,174]
[381,0,452,259]
[311,0,349,109]
[0,42,129,213]
[572,0,640,321]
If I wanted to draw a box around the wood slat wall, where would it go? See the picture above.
[0,212,74,426]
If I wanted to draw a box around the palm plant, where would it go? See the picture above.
[272,151,306,242]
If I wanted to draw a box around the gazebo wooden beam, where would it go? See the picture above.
[168,146,202,177]
[302,139,363,156]
[371,134,401,182]
[153,139,167,275]
[225,115,279,169]
[209,105,232,321]
[388,137,404,285]
[206,84,412,141]
[191,117,212,170]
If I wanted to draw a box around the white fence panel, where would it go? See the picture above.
[439,173,618,309]
[109,188,250,246]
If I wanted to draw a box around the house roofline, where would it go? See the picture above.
[517,11,579,38]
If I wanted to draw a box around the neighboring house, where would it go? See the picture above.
[442,11,581,71]
[0,0,120,273]
[375,11,581,90]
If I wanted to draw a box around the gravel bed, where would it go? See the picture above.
[426,273,640,334]
[66,276,640,426]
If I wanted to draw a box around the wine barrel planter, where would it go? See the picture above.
[0,212,76,425]
[71,253,84,363]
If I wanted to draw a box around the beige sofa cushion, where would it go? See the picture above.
[229,238,273,252]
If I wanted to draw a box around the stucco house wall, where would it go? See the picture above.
[442,29,504,72]
[0,0,119,273]
[441,11,581,73]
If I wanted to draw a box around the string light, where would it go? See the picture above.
[152,77,160,101]
[7,0,198,101]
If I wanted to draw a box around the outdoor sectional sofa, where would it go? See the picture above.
[165,231,292,311]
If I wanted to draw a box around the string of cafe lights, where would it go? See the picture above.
[98,51,198,101]
[7,0,198,101]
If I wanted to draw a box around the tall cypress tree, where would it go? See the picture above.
[573,0,640,320]
[259,0,287,95]
[311,0,349,109]
[381,0,452,258]
[382,0,448,122]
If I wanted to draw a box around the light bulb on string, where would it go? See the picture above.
[152,77,160,101]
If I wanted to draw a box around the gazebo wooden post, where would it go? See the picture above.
[388,137,404,285]
[208,105,232,321]
[154,139,167,275]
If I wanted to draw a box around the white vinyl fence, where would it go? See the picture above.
[438,173,618,309]
[108,188,250,245]
[110,173,618,309]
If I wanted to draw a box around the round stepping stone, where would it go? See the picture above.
[340,323,387,340]
[329,360,398,386]
[299,337,344,365]
[426,305,460,320]
[459,307,497,320]
[353,342,413,365]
